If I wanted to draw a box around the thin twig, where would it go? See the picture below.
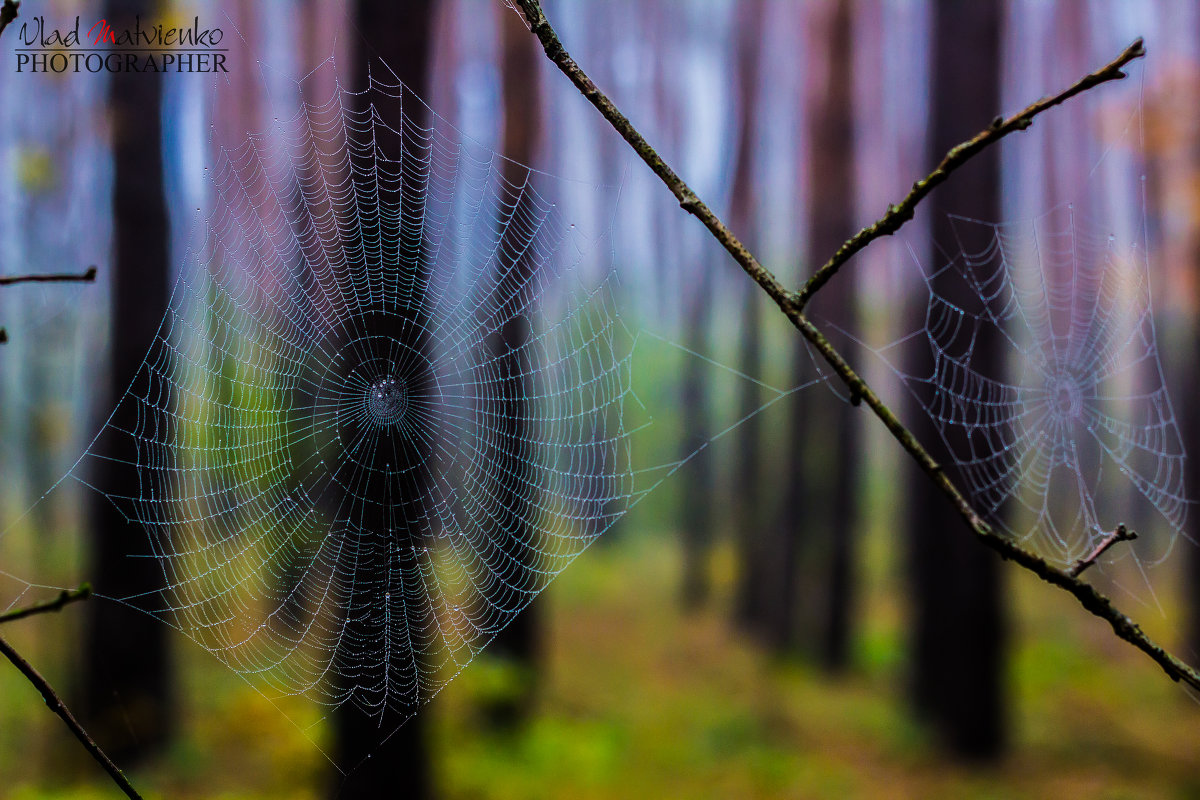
[0,584,92,625]
[0,266,97,343]
[0,0,18,40]
[0,636,144,799]
[515,0,1200,693]
[1068,525,1138,578]
[511,1,794,317]
[794,37,1145,310]
[0,266,98,286]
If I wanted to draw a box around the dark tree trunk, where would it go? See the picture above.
[772,341,809,649]
[675,10,714,610]
[1185,7,1200,661]
[480,4,545,728]
[333,1,435,796]
[1186,321,1200,663]
[767,1,859,662]
[679,259,714,608]
[906,0,1007,760]
[733,295,765,627]
[79,0,173,766]
[770,2,817,654]
[806,0,859,673]
[730,0,770,634]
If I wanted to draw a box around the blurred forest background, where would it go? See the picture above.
[4,0,1200,798]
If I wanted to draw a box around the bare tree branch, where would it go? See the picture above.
[1068,525,1138,579]
[0,265,99,286]
[795,37,1145,310]
[511,1,794,317]
[514,0,1200,692]
[0,587,143,797]
[0,266,98,343]
[0,635,144,799]
[0,584,92,625]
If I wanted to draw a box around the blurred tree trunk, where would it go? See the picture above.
[906,0,1007,760]
[480,2,545,727]
[1185,10,1200,664]
[1186,287,1200,661]
[772,0,811,641]
[79,0,173,766]
[801,0,859,672]
[679,261,714,608]
[333,1,435,796]
[730,0,770,634]
[675,9,714,609]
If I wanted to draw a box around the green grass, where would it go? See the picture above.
[4,524,1200,798]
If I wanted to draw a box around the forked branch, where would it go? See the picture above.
[511,1,794,316]
[794,37,1145,310]
[1068,525,1138,578]
[514,0,1200,692]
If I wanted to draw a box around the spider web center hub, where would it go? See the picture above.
[366,375,409,428]
[1045,373,1084,420]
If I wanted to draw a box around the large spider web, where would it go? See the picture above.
[0,23,831,768]
[876,191,1187,567]
[38,56,640,739]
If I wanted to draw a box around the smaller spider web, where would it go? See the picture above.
[874,187,1188,568]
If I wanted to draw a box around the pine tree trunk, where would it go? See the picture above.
[906,0,1007,760]
[334,2,435,796]
[80,0,173,766]
[729,0,770,635]
[811,0,859,673]
[679,262,714,608]
[480,3,546,728]
[770,1,860,662]
[1185,12,1200,661]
